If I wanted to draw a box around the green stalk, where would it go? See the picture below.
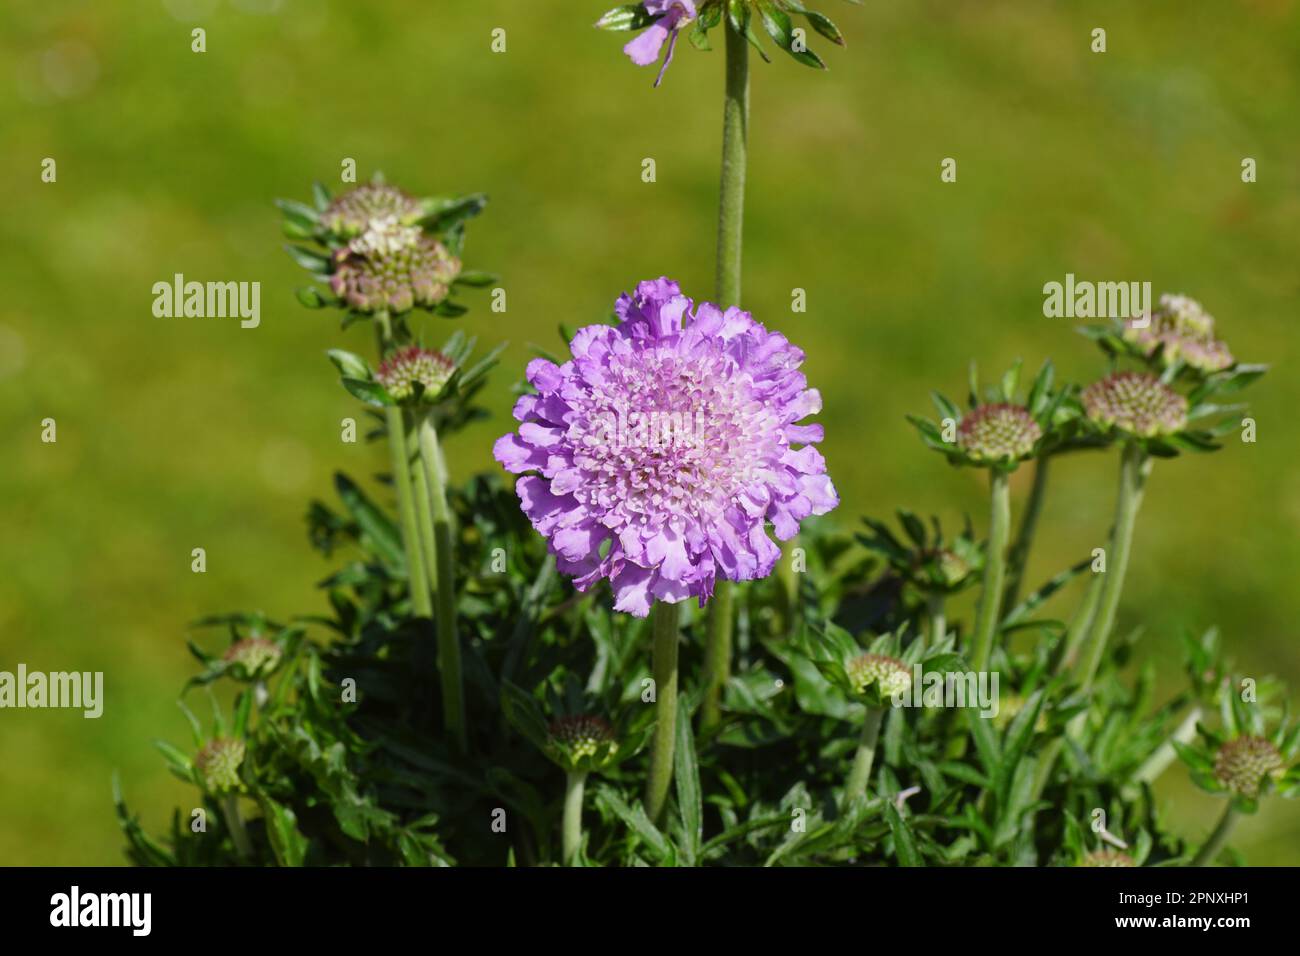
[220,794,252,861]
[1076,442,1150,690]
[1054,571,1102,676]
[562,770,588,865]
[1191,805,1238,866]
[701,24,750,729]
[700,584,733,732]
[1003,457,1049,609]
[417,411,466,753]
[645,602,680,822]
[407,410,441,604]
[971,470,1011,672]
[374,313,433,620]
[845,709,884,801]
[926,592,946,650]
[1134,706,1202,787]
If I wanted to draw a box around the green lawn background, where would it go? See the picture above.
[1,0,1297,864]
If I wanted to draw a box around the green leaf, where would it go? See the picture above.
[327,349,371,380]
[499,681,550,753]
[275,198,319,228]
[595,787,674,863]
[283,244,331,274]
[259,795,309,866]
[674,695,702,863]
[451,270,498,288]
[333,472,404,567]
[804,10,845,45]
[311,182,332,211]
[342,377,394,407]
[883,802,922,866]
[594,4,656,31]
[419,194,488,234]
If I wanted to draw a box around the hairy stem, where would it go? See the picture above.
[645,602,680,822]
[418,412,466,753]
[1055,571,1103,676]
[1003,457,1049,609]
[926,591,946,650]
[971,470,1011,672]
[845,709,885,801]
[1135,706,1203,787]
[375,314,433,620]
[1191,804,1238,867]
[700,584,734,732]
[1077,442,1150,690]
[701,25,750,729]
[220,794,252,861]
[407,410,440,604]
[562,770,588,865]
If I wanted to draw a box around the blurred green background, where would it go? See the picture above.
[2,0,1297,864]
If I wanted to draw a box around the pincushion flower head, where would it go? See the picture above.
[846,653,911,707]
[195,738,245,794]
[321,183,423,238]
[910,360,1065,472]
[545,715,620,774]
[222,636,281,680]
[1178,693,1300,813]
[1078,850,1135,867]
[375,346,457,403]
[331,236,461,315]
[1122,294,1234,375]
[1082,372,1187,439]
[494,277,838,617]
[277,177,491,321]
[596,0,851,83]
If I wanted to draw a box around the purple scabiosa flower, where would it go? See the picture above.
[375,345,457,402]
[331,236,461,314]
[1082,371,1188,438]
[623,1,697,86]
[494,277,838,618]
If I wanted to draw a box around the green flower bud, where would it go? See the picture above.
[1123,294,1235,374]
[846,653,911,706]
[1214,735,1284,799]
[322,184,423,237]
[956,403,1042,463]
[1082,371,1188,438]
[195,737,246,794]
[222,637,281,679]
[375,346,456,403]
[330,236,461,314]
[545,715,618,773]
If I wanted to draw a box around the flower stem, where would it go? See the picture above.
[374,314,433,620]
[971,469,1011,673]
[926,592,946,650]
[417,411,466,753]
[1054,570,1102,676]
[1134,706,1202,787]
[220,794,252,861]
[1191,804,1238,866]
[1003,457,1049,609]
[702,23,750,729]
[700,584,734,732]
[716,23,749,307]
[645,601,680,822]
[407,410,441,603]
[1076,442,1150,691]
[562,770,588,865]
[845,708,885,801]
